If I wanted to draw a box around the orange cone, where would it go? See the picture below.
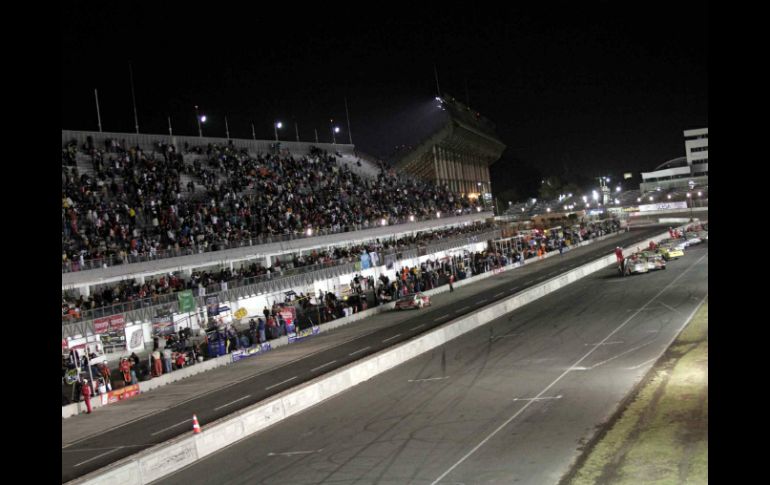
[192,414,202,434]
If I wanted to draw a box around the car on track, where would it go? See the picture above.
[623,255,649,275]
[395,292,431,310]
[657,245,684,261]
[697,230,708,241]
[659,238,688,251]
[684,232,703,245]
[644,253,667,271]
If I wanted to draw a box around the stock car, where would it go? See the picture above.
[644,252,667,271]
[684,232,703,246]
[623,255,649,275]
[658,245,684,261]
[395,292,432,310]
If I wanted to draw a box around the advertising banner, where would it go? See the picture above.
[231,342,272,362]
[93,314,125,334]
[287,325,320,344]
[638,201,688,212]
[124,325,145,353]
[152,314,175,336]
[206,295,220,317]
[100,384,141,405]
[177,290,196,313]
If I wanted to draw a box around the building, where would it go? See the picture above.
[394,94,506,202]
[640,127,708,192]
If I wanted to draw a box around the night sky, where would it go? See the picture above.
[62,3,708,199]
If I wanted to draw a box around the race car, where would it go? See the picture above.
[659,238,688,251]
[657,245,684,261]
[697,230,709,241]
[395,292,432,310]
[684,232,703,246]
[645,253,667,271]
[623,255,649,275]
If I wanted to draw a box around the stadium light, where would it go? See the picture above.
[667,194,672,199]
[616,186,621,192]
[582,195,588,203]
[274,121,283,141]
[697,191,702,196]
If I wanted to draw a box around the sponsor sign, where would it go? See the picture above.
[287,325,321,344]
[125,325,145,353]
[100,383,141,406]
[638,201,688,212]
[152,315,175,336]
[206,295,220,316]
[231,342,272,362]
[177,290,196,313]
[234,307,248,319]
[93,314,126,334]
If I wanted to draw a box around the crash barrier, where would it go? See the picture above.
[61,228,623,418]
[67,227,677,485]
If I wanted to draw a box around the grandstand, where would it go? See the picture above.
[62,130,487,274]
[394,94,506,201]
[62,129,499,343]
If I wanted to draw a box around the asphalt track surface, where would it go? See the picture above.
[158,240,708,485]
[61,227,665,483]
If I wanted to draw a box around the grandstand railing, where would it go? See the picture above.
[62,209,488,274]
[62,228,502,335]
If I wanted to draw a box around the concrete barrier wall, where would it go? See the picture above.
[68,228,677,485]
[62,229,626,419]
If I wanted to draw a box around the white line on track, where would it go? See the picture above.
[455,306,470,313]
[267,449,323,457]
[73,447,122,467]
[150,419,192,436]
[626,357,659,370]
[434,315,450,321]
[408,376,450,382]
[410,324,425,331]
[265,376,297,391]
[659,301,682,314]
[585,341,624,346]
[430,250,708,485]
[382,334,401,343]
[512,395,562,401]
[348,347,370,356]
[214,395,252,411]
[310,361,337,372]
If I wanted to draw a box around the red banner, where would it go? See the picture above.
[93,315,126,334]
[105,384,141,404]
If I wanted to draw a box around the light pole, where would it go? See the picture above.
[687,192,693,220]
[274,121,282,142]
[195,106,206,137]
[225,116,230,139]
[330,120,340,144]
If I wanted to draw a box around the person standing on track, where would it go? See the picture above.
[615,246,625,275]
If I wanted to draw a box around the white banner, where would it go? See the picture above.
[638,201,687,212]
[124,325,145,353]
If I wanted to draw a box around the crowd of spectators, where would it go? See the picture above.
[61,222,496,319]
[62,139,482,271]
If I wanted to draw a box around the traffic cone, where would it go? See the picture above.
[192,414,202,434]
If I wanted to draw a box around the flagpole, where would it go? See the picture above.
[94,89,103,132]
